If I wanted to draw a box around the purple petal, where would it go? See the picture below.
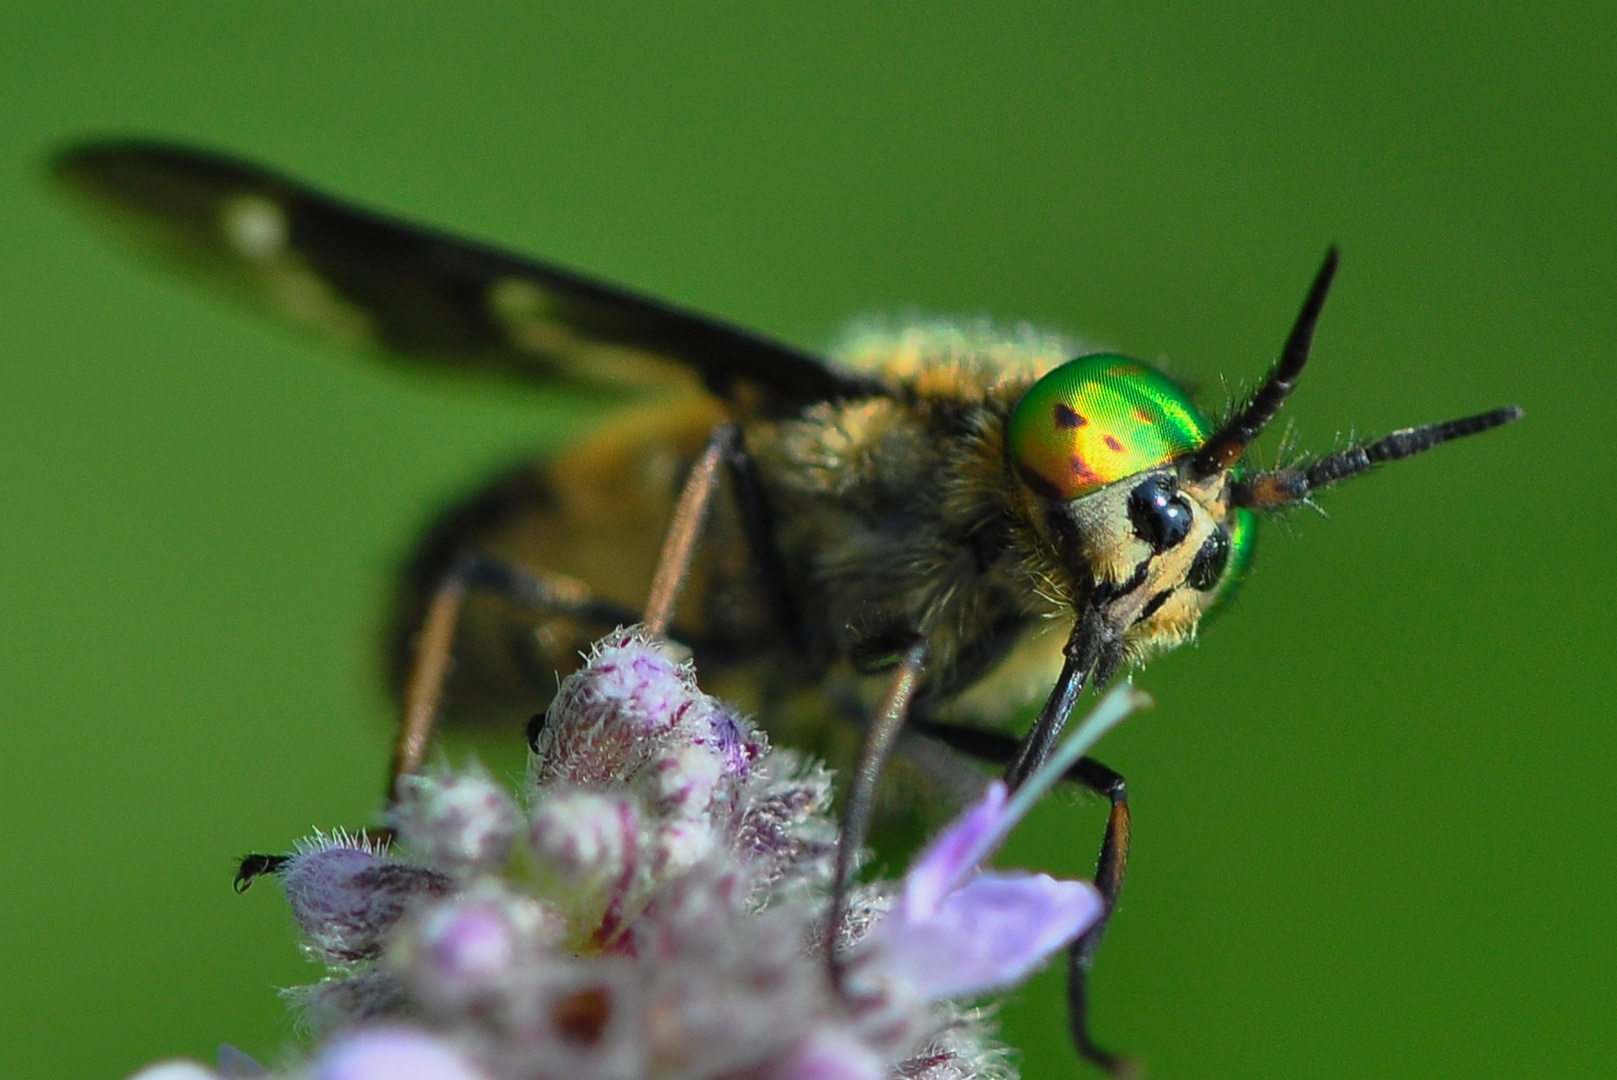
[313,1029,491,1080]
[876,872,1102,999]
[901,782,1007,916]
[215,1045,267,1078]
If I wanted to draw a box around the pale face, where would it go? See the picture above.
[1057,462,1251,664]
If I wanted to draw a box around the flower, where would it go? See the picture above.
[277,832,453,965]
[856,781,1103,1001]
[127,627,1145,1080]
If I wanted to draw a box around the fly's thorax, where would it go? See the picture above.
[744,377,1058,691]
[749,398,951,598]
[831,316,1082,389]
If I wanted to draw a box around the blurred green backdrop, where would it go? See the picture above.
[1,4,1610,1079]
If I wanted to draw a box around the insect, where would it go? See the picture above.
[53,140,1520,1074]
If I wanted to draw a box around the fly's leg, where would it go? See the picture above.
[641,425,734,635]
[1063,757,1132,1078]
[245,550,616,891]
[392,557,469,798]
[826,635,930,990]
[398,421,784,798]
[646,422,924,998]
[643,422,803,644]
[247,425,770,890]
[393,550,647,797]
[721,427,803,650]
[915,706,1135,1077]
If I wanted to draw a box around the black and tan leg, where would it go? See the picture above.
[642,421,803,645]
[915,717,1135,1077]
[1065,757,1133,1077]
[244,535,698,888]
[397,420,804,802]
[720,425,803,649]
[641,425,736,636]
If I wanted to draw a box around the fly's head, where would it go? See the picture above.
[1007,353,1253,682]
[1004,249,1520,687]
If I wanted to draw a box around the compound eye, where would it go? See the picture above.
[1128,474,1193,552]
[1187,526,1232,591]
[1008,354,1213,500]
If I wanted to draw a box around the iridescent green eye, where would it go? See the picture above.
[1009,354,1211,500]
[1203,506,1258,618]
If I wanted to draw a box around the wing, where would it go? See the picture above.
[51,139,883,414]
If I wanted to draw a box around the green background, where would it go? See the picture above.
[1,5,1610,1078]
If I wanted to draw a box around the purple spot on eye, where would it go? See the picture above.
[1053,403,1087,429]
[1069,456,1100,486]
[1104,436,1124,452]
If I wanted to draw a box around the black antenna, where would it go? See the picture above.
[1192,247,1339,478]
[1233,406,1523,509]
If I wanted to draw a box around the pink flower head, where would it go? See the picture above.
[131,628,1148,1080]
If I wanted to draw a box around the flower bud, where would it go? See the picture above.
[280,836,452,963]
[531,631,691,786]
[395,887,562,1013]
[640,744,724,818]
[390,766,521,874]
[527,790,636,891]
[652,819,718,879]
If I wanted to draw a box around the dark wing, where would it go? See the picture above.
[51,139,883,414]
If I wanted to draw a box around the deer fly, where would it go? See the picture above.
[52,140,1521,1074]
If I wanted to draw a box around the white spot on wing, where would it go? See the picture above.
[219,194,287,260]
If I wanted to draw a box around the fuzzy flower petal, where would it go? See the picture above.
[875,872,1101,999]
[863,780,1104,1000]
[280,837,453,964]
[390,766,521,873]
[900,782,1009,916]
